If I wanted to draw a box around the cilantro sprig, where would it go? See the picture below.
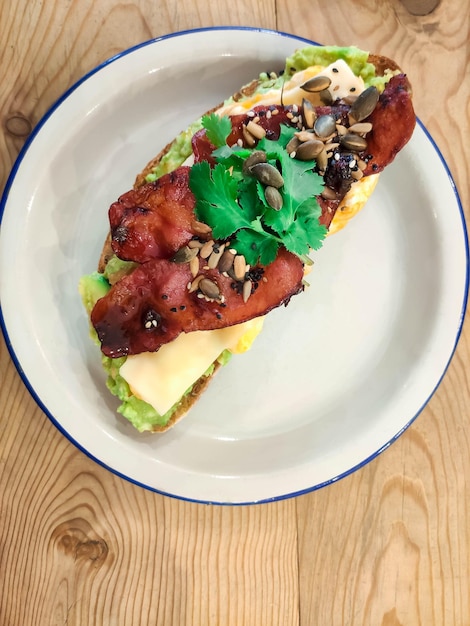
[189,114,327,266]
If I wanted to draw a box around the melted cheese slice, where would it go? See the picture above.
[120,318,264,416]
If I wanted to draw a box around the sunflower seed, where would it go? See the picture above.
[208,243,225,269]
[351,168,364,180]
[242,125,257,147]
[321,186,337,200]
[335,124,348,136]
[358,159,367,171]
[191,220,212,236]
[188,239,204,249]
[200,239,215,259]
[233,254,247,281]
[188,274,204,292]
[295,130,315,142]
[242,279,253,303]
[246,120,267,139]
[189,255,199,277]
[348,122,373,134]
[339,133,368,152]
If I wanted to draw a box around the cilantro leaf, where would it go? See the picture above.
[231,221,280,266]
[189,120,329,267]
[281,202,328,255]
[201,114,232,148]
[190,161,252,240]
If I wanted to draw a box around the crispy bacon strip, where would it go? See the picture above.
[91,248,304,358]
[95,73,415,358]
[109,167,196,263]
[362,74,415,175]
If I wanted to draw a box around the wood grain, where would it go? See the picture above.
[1,0,469,624]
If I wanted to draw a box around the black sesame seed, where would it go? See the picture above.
[162,294,168,300]
[179,305,186,311]
[332,67,339,73]
[216,313,222,319]
[170,307,177,312]
[112,225,128,244]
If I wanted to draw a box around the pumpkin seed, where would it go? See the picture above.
[286,136,301,154]
[199,278,220,300]
[300,74,332,93]
[171,246,198,264]
[242,150,267,174]
[339,133,368,152]
[265,186,283,211]
[250,162,284,188]
[295,139,325,161]
[349,86,379,122]
[314,114,336,138]
[218,249,235,273]
[319,88,333,105]
[302,98,316,129]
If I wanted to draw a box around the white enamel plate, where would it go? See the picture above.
[0,28,468,503]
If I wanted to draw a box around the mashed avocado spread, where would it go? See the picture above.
[79,270,232,432]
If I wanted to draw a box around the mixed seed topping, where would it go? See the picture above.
[234,81,379,200]
[168,235,264,310]
[163,75,381,324]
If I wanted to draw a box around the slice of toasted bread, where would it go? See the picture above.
[97,50,408,432]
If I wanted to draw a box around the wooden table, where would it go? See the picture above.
[1,1,469,624]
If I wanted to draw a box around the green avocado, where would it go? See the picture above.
[79,271,110,314]
[284,45,397,91]
[79,270,232,431]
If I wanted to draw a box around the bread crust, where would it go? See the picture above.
[99,51,406,433]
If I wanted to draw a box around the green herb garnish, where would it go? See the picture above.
[189,114,327,266]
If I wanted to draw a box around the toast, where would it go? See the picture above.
[83,46,415,433]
